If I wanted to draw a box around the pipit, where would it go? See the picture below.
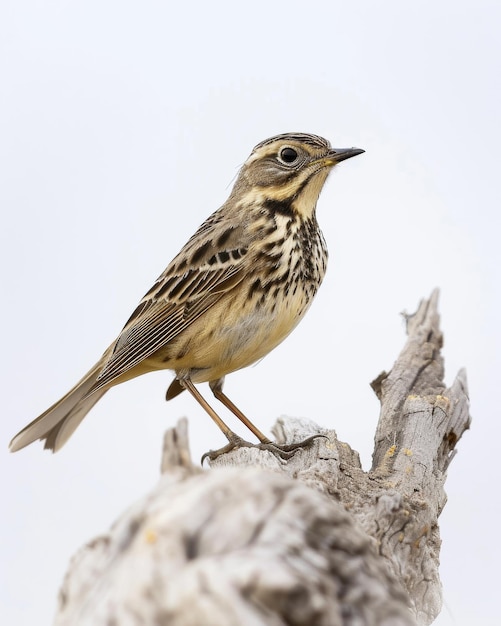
[10,133,363,460]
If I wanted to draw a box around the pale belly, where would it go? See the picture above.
[156,289,312,384]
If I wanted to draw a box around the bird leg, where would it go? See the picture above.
[209,379,271,444]
[180,379,241,442]
[209,379,326,460]
[179,379,258,463]
[180,379,324,464]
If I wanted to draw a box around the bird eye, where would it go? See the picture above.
[279,147,299,164]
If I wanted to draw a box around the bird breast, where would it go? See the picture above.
[175,215,328,382]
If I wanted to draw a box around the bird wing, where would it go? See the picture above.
[91,217,251,391]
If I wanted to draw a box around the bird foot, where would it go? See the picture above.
[201,433,325,464]
[257,434,326,458]
[201,435,254,464]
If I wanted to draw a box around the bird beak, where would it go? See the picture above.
[318,147,365,167]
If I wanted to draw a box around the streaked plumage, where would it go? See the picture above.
[9,133,363,457]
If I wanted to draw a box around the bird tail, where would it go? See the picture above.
[9,359,108,453]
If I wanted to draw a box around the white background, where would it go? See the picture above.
[1,1,499,624]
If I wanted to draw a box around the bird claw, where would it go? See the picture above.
[201,435,251,464]
[201,433,326,464]
[257,434,327,459]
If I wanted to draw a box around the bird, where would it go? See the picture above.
[9,132,364,460]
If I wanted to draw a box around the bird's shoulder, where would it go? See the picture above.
[143,209,254,306]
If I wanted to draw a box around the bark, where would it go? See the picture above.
[54,290,470,626]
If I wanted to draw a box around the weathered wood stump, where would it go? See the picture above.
[54,291,470,626]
